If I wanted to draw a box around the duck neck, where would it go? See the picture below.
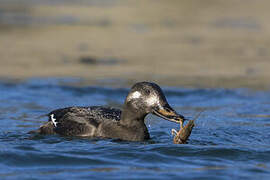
[120,103,147,127]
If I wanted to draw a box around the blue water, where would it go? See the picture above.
[0,78,270,180]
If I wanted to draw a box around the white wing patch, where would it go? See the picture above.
[50,114,58,127]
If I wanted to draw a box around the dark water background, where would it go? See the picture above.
[0,78,270,180]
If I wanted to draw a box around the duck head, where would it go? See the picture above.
[121,82,186,125]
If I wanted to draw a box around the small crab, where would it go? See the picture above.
[171,119,195,144]
[171,110,203,144]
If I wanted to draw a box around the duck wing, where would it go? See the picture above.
[38,106,122,136]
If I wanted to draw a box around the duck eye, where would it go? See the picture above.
[145,89,150,95]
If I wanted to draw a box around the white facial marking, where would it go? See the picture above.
[50,114,58,127]
[146,95,158,106]
[128,91,141,100]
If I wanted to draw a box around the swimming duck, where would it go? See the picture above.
[33,82,186,141]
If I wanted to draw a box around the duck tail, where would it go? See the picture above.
[27,129,42,134]
[28,121,56,135]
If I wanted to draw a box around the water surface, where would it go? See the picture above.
[0,79,270,179]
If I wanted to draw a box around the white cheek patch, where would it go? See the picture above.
[132,91,141,98]
[146,95,159,106]
[50,114,58,127]
[128,91,141,101]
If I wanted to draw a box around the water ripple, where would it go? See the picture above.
[0,79,270,179]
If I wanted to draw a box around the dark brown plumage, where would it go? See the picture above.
[31,82,186,141]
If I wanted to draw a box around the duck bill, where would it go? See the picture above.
[153,104,186,123]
